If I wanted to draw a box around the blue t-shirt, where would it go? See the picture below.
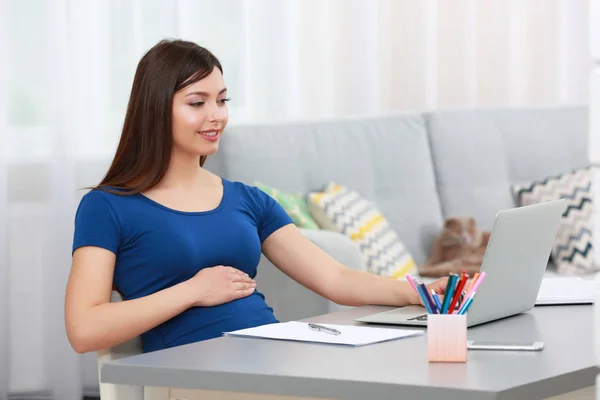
[72,177,293,352]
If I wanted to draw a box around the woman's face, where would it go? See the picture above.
[171,67,229,158]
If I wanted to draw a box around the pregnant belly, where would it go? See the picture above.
[144,291,278,352]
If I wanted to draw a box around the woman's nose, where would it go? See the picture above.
[207,102,226,122]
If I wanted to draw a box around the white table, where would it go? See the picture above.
[101,304,598,400]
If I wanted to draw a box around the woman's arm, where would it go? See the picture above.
[65,246,256,353]
[262,225,446,307]
[65,246,196,353]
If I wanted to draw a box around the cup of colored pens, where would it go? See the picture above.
[406,271,486,363]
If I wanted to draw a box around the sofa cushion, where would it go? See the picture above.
[204,114,444,264]
[512,166,599,276]
[425,106,589,231]
[307,182,416,279]
[255,182,320,229]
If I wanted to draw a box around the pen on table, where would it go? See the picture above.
[308,323,341,335]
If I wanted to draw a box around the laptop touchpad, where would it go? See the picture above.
[361,306,428,322]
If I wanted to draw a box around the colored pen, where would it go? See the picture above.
[464,271,486,300]
[458,273,476,310]
[416,284,434,313]
[458,292,476,315]
[407,275,430,311]
[441,273,458,314]
[405,274,420,294]
[419,283,438,314]
[465,272,480,294]
[431,289,443,311]
[448,272,469,314]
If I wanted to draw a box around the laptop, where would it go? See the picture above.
[355,199,567,328]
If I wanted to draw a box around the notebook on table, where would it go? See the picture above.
[535,277,598,305]
[223,321,423,346]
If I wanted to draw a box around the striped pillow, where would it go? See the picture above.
[512,166,599,276]
[307,183,416,279]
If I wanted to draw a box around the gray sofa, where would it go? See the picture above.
[204,106,589,322]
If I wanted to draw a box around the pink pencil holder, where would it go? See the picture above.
[427,314,467,363]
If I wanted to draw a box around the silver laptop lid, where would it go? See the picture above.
[466,199,566,326]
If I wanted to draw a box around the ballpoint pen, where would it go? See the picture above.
[308,323,342,335]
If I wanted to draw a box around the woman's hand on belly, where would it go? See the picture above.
[182,265,257,307]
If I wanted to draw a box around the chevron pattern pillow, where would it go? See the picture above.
[307,182,416,279]
[512,166,599,275]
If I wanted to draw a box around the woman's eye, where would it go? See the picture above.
[190,102,204,107]
[218,97,231,105]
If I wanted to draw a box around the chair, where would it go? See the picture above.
[96,291,145,400]
[96,293,234,400]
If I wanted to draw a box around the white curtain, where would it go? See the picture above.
[0,0,591,399]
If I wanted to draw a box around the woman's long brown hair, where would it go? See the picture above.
[92,39,223,195]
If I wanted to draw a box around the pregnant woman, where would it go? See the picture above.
[64,39,448,354]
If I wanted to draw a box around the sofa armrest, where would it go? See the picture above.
[299,228,366,272]
[256,229,365,322]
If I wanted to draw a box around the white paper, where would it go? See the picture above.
[223,321,423,346]
[536,277,598,305]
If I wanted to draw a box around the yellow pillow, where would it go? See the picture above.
[308,183,416,279]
